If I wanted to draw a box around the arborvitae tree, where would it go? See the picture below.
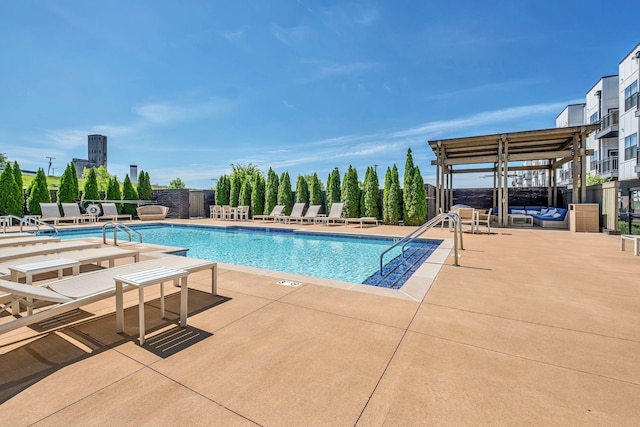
[0,163,22,216]
[215,175,231,205]
[106,176,122,212]
[27,168,51,215]
[403,148,415,221]
[137,170,153,200]
[295,175,309,205]
[239,177,252,208]
[83,168,100,202]
[362,166,380,218]
[341,166,360,218]
[325,168,341,214]
[404,166,427,226]
[383,165,402,224]
[122,174,138,216]
[277,171,293,214]
[58,163,78,204]
[229,174,241,207]
[251,173,265,220]
[309,173,323,210]
[69,163,79,199]
[12,161,24,215]
[264,168,279,214]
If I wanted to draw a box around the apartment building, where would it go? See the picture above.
[555,104,585,186]
[618,43,640,181]
[587,75,619,180]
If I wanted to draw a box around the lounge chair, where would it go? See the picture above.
[0,232,36,240]
[317,202,346,225]
[345,217,380,227]
[0,235,61,248]
[0,240,102,263]
[99,203,132,222]
[61,203,96,223]
[296,205,322,224]
[253,205,285,222]
[276,203,306,223]
[40,203,77,225]
[0,256,217,336]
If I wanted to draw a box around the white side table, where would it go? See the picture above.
[114,267,190,345]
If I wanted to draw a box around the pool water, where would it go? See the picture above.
[57,225,441,288]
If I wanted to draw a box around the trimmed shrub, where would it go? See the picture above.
[57,163,78,204]
[362,166,380,218]
[0,163,22,216]
[137,170,153,200]
[277,171,293,214]
[325,168,341,214]
[83,168,100,201]
[239,177,252,207]
[27,168,51,215]
[295,175,309,204]
[383,165,402,224]
[341,165,360,218]
[309,173,323,211]
[12,161,24,215]
[229,174,241,207]
[106,176,122,212]
[264,168,279,215]
[251,173,265,219]
[122,174,138,216]
[216,175,231,205]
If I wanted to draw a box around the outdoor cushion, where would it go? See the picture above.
[512,209,526,214]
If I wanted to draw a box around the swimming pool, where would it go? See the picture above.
[57,224,441,289]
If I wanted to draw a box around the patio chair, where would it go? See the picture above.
[40,203,77,225]
[457,208,478,233]
[317,202,346,225]
[253,205,285,222]
[100,203,132,222]
[61,203,95,223]
[476,208,493,233]
[221,205,233,221]
[296,205,322,224]
[236,205,249,221]
[209,205,222,220]
[276,203,306,223]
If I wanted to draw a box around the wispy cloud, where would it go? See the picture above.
[299,60,382,83]
[426,78,546,100]
[222,26,248,42]
[271,24,313,46]
[132,100,234,125]
[283,100,295,109]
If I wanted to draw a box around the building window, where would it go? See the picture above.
[625,133,638,160]
[589,112,599,124]
[624,80,638,111]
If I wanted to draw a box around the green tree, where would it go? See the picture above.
[106,176,122,211]
[251,173,265,219]
[0,153,7,168]
[229,174,242,207]
[277,171,293,214]
[362,166,380,218]
[137,170,153,200]
[27,168,51,215]
[239,177,252,207]
[309,173,323,210]
[403,148,415,221]
[58,163,79,204]
[122,174,138,216]
[341,166,360,218]
[383,165,402,224]
[295,175,309,205]
[404,166,427,226]
[0,163,22,216]
[83,165,111,194]
[13,161,24,214]
[325,168,341,214]
[169,177,186,189]
[215,175,231,205]
[83,168,100,201]
[264,168,279,214]
[586,172,609,185]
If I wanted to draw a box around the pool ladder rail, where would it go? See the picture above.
[102,221,142,246]
[1,215,59,236]
[379,212,463,277]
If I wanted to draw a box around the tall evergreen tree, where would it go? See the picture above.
[27,168,51,215]
[383,165,402,224]
[264,168,279,214]
[215,175,231,205]
[12,161,24,215]
[362,166,380,218]
[309,173,323,210]
[83,168,100,202]
[69,163,79,199]
[295,175,309,205]
[251,173,265,219]
[277,171,293,214]
[341,166,360,218]
[58,163,78,204]
[229,174,242,207]
[404,165,427,226]
[325,168,341,214]
[403,148,415,221]
[106,176,122,212]
[0,163,22,216]
[137,170,153,200]
[122,174,138,216]
[239,177,252,207]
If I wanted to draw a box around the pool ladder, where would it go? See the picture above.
[1,215,58,236]
[379,212,463,276]
[102,221,142,246]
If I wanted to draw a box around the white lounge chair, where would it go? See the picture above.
[40,203,76,225]
[0,240,102,263]
[253,205,285,222]
[99,203,132,222]
[317,202,346,225]
[0,235,61,248]
[345,217,380,227]
[61,203,95,223]
[0,232,36,240]
[276,203,306,223]
[296,205,322,224]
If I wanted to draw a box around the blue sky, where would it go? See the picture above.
[1,0,638,189]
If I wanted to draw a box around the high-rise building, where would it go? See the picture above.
[72,134,108,177]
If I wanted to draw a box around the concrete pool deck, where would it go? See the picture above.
[1,220,639,425]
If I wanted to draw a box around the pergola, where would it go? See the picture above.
[428,124,600,227]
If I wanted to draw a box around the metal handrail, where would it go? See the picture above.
[379,212,462,276]
[1,215,58,236]
[102,221,142,246]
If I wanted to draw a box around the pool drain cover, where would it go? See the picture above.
[276,280,302,287]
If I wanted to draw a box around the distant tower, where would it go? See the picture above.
[130,165,138,183]
[88,134,108,168]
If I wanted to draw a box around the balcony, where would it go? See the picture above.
[595,109,619,139]
[590,156,618,178]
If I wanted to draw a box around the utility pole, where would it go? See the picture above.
[46,156,55,176]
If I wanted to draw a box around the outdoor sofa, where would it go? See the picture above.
[505,206,569,229]
[136,205,169,221]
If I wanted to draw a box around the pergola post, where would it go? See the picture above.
[572,133,580,203]
[497,137,504,227]
[435,144,441,214]
[580,130,587,203]
[502,134,509,227]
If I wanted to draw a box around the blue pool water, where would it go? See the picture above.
[56,224,441,289]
